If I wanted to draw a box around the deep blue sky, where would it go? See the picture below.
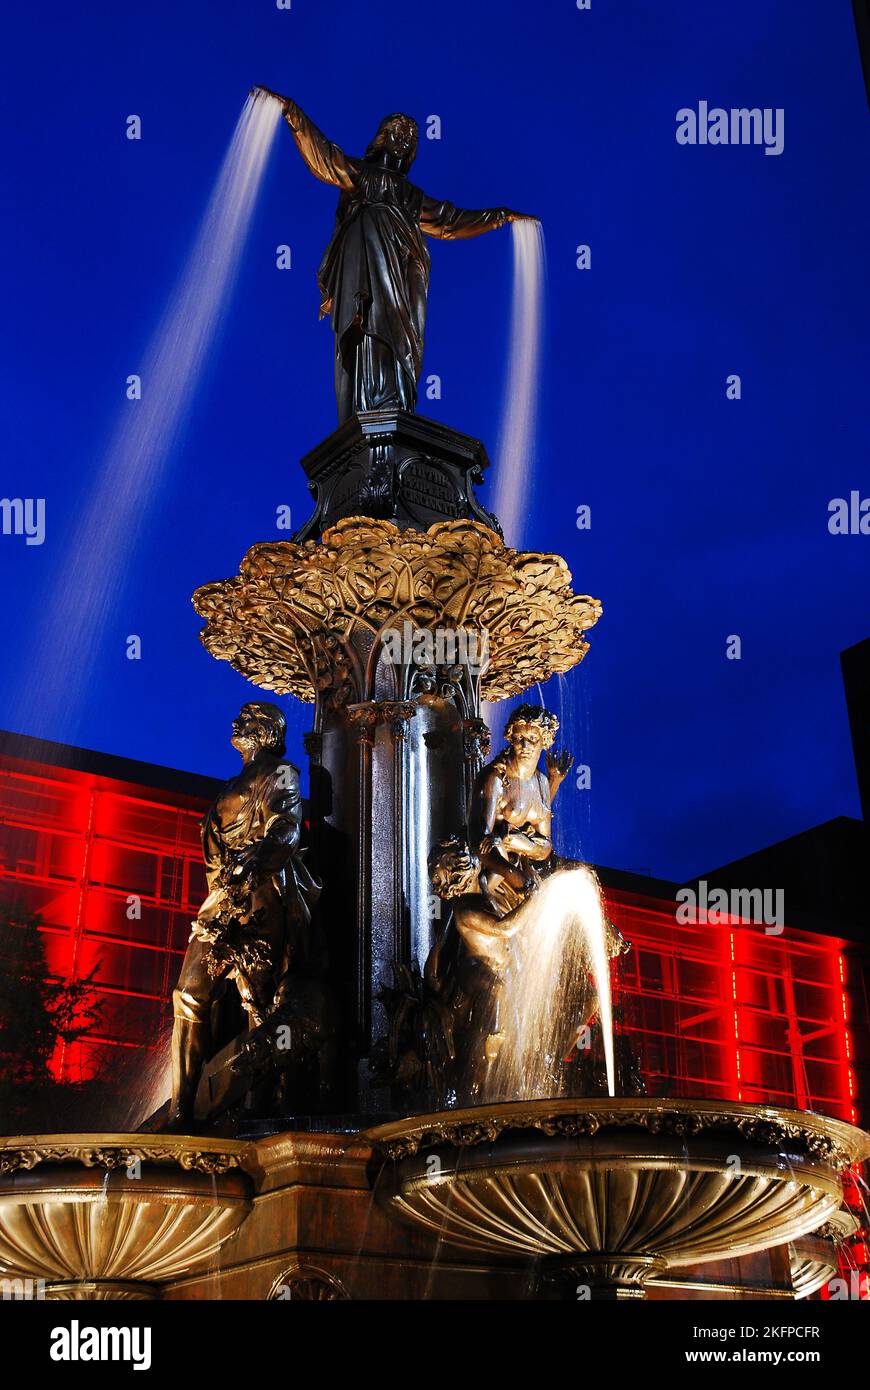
[2,1,868,880]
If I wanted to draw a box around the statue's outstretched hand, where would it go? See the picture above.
[252,85,292,110]
[545,750,574,800]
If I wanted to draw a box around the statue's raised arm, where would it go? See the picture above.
[255,89,536,421]
[254,87,358,190]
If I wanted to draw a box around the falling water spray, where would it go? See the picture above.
[492,218,546,548]
[15,91,282,738]
[483,218,546,747]
[486,223,617,1100]
[487,865,616,1101]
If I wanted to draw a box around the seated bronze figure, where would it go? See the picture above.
[426,704,627,1100]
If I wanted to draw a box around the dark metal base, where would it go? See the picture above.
[294,409,502,540]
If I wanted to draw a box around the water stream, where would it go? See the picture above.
[15,91,281,739]
[487,865,616,1100]
[484,221,616,1100]
[492,218,546,548]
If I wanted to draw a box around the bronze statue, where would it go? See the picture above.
[436,706,573,969]
[167,702,323,1130]
[255,87,534,422]
[420,705,627,1101]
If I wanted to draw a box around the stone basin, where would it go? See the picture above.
[0,1134,254,1300]
[789,1210,860,1299]
[366,1098,870,1299]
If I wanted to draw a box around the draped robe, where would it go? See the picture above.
[176,753,321,1029]
[283,101,512,421]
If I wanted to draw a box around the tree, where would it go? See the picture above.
[0,900,104,1130]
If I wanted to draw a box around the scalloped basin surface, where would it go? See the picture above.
[0,1134,253,1287]
[366,1098,870,1269]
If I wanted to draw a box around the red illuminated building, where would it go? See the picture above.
[0,731,217,1090]
[0,727,866,1128]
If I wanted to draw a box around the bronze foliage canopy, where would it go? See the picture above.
[193,518,602,703]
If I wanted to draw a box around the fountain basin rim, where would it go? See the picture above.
[0,1132,254,1177]
[363,1096,870,1169]
[368,1098,862,1271]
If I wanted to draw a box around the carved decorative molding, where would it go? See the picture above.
[346,704,380,746]
[267,1265,350,1301]
[193,518,601,703]
[377,700,418,739]
[0,1141,247,1176]
[462,717,491,762]
[366,1099,868,1170]
[343,700,418,743]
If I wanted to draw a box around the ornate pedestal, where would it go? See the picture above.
[194,495,602,1112]
[294,409,502,540]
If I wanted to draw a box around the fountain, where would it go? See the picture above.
[366,1099,869,1300]
[1,88,867,1303]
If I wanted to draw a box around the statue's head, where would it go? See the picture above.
[428,836,480,899]
[365,113,418,172]
[504,704,559,761]
[231,701,287,758]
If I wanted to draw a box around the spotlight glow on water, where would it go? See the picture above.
[487,865,616,1100]
[482,218,546,744]
[17,91,281,737]
[492,218,545,548]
